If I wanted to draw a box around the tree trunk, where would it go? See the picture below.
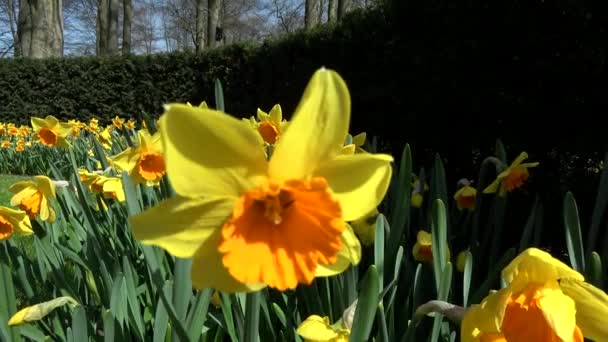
[207,0,220,49]
[107,0,119,55]
[17,0,64,58]
[305,0,320,29]
[6,0,21,56]
[97,0,108,55]
[122,0,131,54]
[328,0,337,22]
[337,0,349,20]
[195,0,206,52]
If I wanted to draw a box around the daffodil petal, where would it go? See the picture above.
[296,315,339,340]
[315,224,361,277]
[31,117,50,130]
[112,148,140,174]
[269,68,351,180]
[314,153,393,221]
[474,288,511,332]
[34,176,56,199]
[501,248,584,293]
[269,104,282,125]
[191,229,266,292]
[352,132,366,147]
[510,152,529,168]
[559,277,608,342]
[129,196,235,258]
[520,162,539,168]
[160,104,267,198]
[537,282,577,341]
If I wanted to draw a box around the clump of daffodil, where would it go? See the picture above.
[461,247,608,342]
[483,152,539,196]
[112,116,125,129]
[0,206,33,240]
[9,176,56,223]
[129,68,391,292]
[15,140,25,153]
[31,116,72,148]
[349,208,378,246]
[411,177,429,208]
[412,230,450,263]
[112,129,165,186]
[296,315,350,342]
[454,178,477,211]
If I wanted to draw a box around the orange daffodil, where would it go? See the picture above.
[31,116,72,148]
[454,178,477,211]
[9,176,57,223]
[483,152,539,196]
[129,68,392,292]
[112,129,165,186]
[461,248,608,342]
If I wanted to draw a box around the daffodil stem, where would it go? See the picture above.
[243,290,262,342]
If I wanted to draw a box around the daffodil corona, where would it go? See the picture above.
[130,68,393,292]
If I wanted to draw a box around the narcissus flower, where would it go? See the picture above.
[8,296,79,326]
[454,179,477,211]
[412,230,450,263]
[97,127,113,150]
[130,68,392,292]
[112,129,165,186]
[411,178,428,208]
[15,140,25,153]
[0,206,33,240]
[125,119,136,130]
[112,116,125,129]
[79,170,125,202]
[341,132,367,154]
[9,176,56,223]
[296,315,350,342]
[483,152,539,196]
[1,140,11,149]
[89,118,99,132]
[31,116,72,148]
[255,104,288,145]
[461,248,608,342]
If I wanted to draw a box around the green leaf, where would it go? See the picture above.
[431,199,448,292]
[214,79,225,112]
[430,263,453,342]
[375,214,386,293]
[102,309,115,342]
[376,303,389,342]
[158,281,190,342]
[518,195,539,252]
[172,258,193,342]
[244,291,262,342]
[350,265,379,342]
[153,282,172,342]
[186,289,213,341]
[0,245,20,342]
[387,144,412,268]
[563,191,585,272]
[71,305,88,342]
[463,251,473,307]
[586,251,603,288]
[588,152,608,253]
[495,139,507,165]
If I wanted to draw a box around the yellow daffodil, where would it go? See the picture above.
[124,119,136,130]
[412,230,450,263]
[255,104,289,145]
[15,140,25,153]
[350,208,378,246]
[9,176,56,223]
[411,178,428,208]
[112,129,165,186]
[483,152,539,196]
[31,116,72,148]
[1,140,11,149]
[129,68,391,292]
[0,123,5,135]
[8,125,19,136]
[461,248,608,342]
[79,170,125,202]
[89,118,99,132]
[112,116,125,129]
[0,206,33,240]
[97,127,113,150]
[296,315,350,342]
[454,179,477,211]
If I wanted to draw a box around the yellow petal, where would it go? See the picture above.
[129,196,235,258]
[160,104,267,198]
[537,281,577,341]
[269,68,351,180]
[34,176,56,199]
[314,153,393,221]
[341,144,356,155]
[560,277,608,342]
[112,148,140,174]
[31,117,50,131]
[417,230,432,245]
[0,207,32,235]
[191,229,266,292]
[461,288,511,340]
[296,315,339,341]
[520,162,539,169]
[510,152,529,168]
[352,132,366,147]
[269,104,283,125]
[501,248,584,293]
[315,224,361,277]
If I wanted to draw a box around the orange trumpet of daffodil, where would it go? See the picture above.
[31,116,72,148]
[129,68,392,292]
[112,129,165,186]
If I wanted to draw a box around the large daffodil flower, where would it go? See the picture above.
[9,176,57,223]
[461,248,608,341]
[129,68,393,292]
[31,116,72,148]
[112,129,166,186]
[0,206,33,240]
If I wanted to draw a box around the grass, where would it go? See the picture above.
[0,175,27,206]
